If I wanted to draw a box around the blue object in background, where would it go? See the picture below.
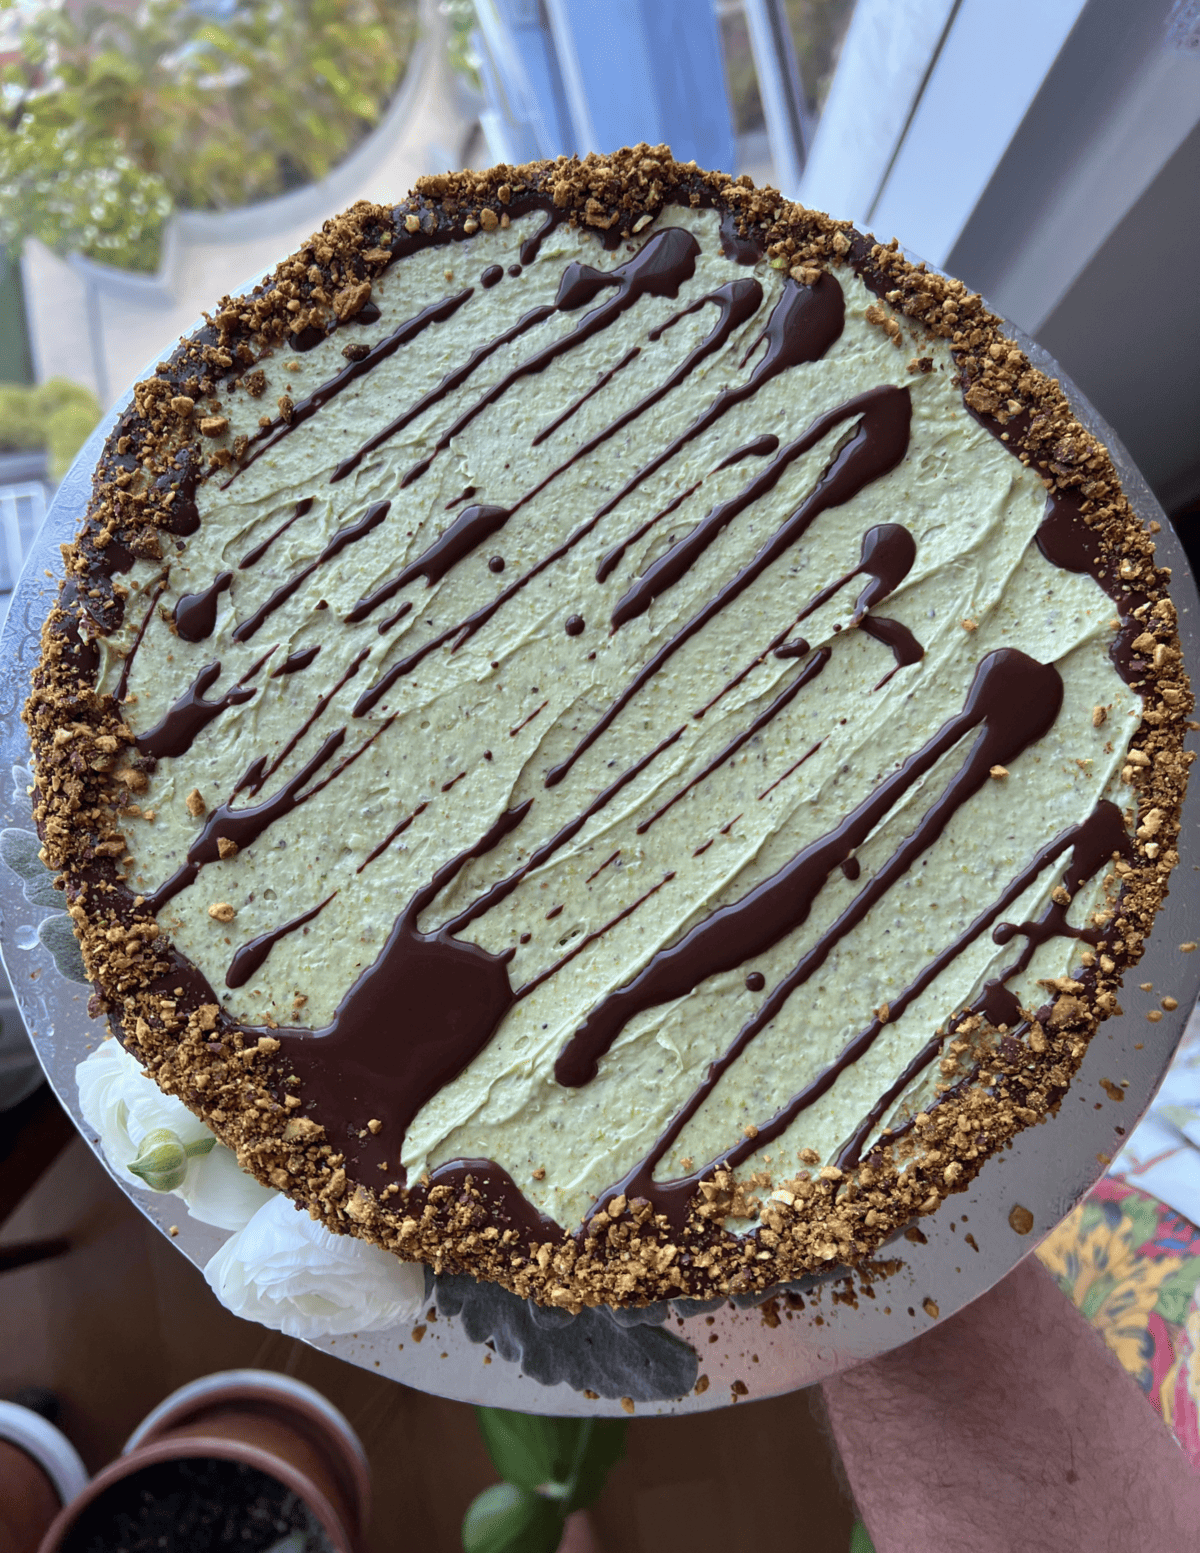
[472,0,576,162]
[471,0,736,170]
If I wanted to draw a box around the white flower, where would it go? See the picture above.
[78,1037,210,1171]
[178,1133,275,1232]
[203,1193,426,1339]
[76,1037,273,1230]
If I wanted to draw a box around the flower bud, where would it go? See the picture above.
[127,1127,215,1192]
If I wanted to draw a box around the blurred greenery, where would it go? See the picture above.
[0,0,420,273]
[0,251,33,384]
[0,377,101,480]
[441,0,481,93]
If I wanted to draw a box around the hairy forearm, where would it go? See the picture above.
[822,1255,1200,1553]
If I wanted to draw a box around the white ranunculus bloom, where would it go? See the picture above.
[177,1132,275,1231]
[76,1036,273,1231]
[77,1036,211,1174]
[204,1192,426,1338]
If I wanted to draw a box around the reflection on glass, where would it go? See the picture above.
[782,0,856,117]
[717,1,767,138]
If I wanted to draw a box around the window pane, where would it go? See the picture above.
[783,0,856,117]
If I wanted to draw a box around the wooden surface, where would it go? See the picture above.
[0,1104,855,1551]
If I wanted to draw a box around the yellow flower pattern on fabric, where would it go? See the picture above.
[1039,1195,1174,1391]
[1037,1176,1200,1465]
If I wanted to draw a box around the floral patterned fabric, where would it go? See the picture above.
[1037,1005,1200,1464]
[1037,1176,1200,1463]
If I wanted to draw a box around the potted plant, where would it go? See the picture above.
[463,1408,626,1553]
[38,1370,371,1553]
[0,0,421,278]
[0,379,101,485]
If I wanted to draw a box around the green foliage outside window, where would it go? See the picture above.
[441,0,481,93]
[0,377,101,480]
[0,0,419,273]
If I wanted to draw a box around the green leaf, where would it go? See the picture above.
[476,1408,566,1492]
[565,1420,627,1511]
[849,1521,876,1553]
[461,1484,563,1553]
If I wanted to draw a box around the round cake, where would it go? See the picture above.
[27,147,1193,1307]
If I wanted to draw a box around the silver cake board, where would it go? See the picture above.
[2,315,1197,1417]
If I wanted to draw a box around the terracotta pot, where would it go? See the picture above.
[0,1403,88,1553]
[38,1370,370,1553]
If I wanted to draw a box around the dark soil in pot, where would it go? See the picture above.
[59,1457,334,1553]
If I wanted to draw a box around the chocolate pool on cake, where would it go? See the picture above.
[26,147,1193,1308]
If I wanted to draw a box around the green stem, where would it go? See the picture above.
[560,1417,596,1516]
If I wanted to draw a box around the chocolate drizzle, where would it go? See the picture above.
[232,502,390,643]
[271,645,321,677]
[248,647,369,793]
[272,806,531,1155]
[226,893,336,989]
[229,292,474,483]
[346,505,509,622]
[332,304,556,487]
[113,579,165,703]
[442,726,686,936]
[134,661,256,761]
[514,872,676,1001]
[546,385,912,787]
[397,228,706,491]
[716,434,780,470]
[719,208,763,265]
[557,649,1064,1089]
[636,648,831,836]
[832,799,1133,1171]
[174,572,232,643]
[531,347,640,447]
[609,385,911,632]
[588,274,847,574]
[239,498,314,571]
[144,729,348,912]
[50,584,100,688]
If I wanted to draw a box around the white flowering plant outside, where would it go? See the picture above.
[0,0,419,272]
[77,1036,424,1337]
